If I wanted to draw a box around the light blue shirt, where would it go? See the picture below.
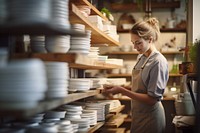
[134,51,169,99]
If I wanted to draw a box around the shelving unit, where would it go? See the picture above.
[117,28,186,33]
[71,0,108,21]
[106,73,183,78]
[109,105,125,115]
[12,53,122,70]
[0,90,101,118]
[109,1,180,12]
[69,4,120,46]
[88,122,105,133]
[105,51,184,55]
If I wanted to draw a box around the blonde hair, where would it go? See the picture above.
[130,17,160,42]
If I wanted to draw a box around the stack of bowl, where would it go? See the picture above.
[0,59,47,109]
[69,30,91,54]
[45,35,70,53]
[30,36,46,53]
[51,0,70,30]
[45,62,69,99]
[8,0,51,25]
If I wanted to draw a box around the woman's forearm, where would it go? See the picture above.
[121,88,157,105]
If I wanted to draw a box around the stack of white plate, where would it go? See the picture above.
[85,103,105,121]
[58,120,75,133]
[81,110,97,126]
[69,78,91,92]
[71,24,85,32]
[30,36,46,53]
[45,35,70,53]
[69,30,91,54]
[0,59,47,109]
[8,0,50,24]
[70,118,90,133]
[51,0,70,30]
[0,0,6,24]
[44,111,66,120]
[26,125,58,133]
[45,62,69,98]
[77,5,91,18]
[87,47,99,60]
[89,78,102,89]
[26,113,44,123]
[62,105,83,120]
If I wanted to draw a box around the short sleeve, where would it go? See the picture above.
[147,60,169,99]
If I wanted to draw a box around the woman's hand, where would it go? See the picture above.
[103,85,124,95]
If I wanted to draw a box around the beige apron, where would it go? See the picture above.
[131,52,166,133]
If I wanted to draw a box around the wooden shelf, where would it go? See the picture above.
[109,105,125,115]
[0,90,101,118]
[160,28,186,33]
[110,1,180,12]
[88,122,105,133]
[12,53,122,70]
[11,53,76,63]
[100,128,126,133]
[107,73,182,78]
[105,114,128,128]
[106,51,184,55]
[70,62,122,70]
[117,28,186,33]
[112,97,175,101]
[71,0,108,21]
[169,73,183,77]
[69,4,120,46]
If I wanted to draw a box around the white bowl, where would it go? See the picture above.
[45,45,70,53]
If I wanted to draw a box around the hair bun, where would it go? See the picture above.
[146,17,159,26]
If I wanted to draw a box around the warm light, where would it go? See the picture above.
[170,87,177,92]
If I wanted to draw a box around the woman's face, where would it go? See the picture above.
[131,34,150,54]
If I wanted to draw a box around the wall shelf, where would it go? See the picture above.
[12,53,122,70]
[0,23,80,35]
[110,1,180,12]
[109,105,125,115]
[107,73,182,78]
[106,51,184,55]
[0,90,101,118]
[88,122,105,133]
[71,0,108,21]
[112,96,175,101]
[69,4,120,46]
[117,28,186,33]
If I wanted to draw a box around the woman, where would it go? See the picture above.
[103,17,169,133]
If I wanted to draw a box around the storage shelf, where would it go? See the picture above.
[71,0,108,21]
[12,53,76,63]
[109,105,125,115]
[112,96,175,101]
[88,122,105,133]
[69,4,120,46]
[106,51,184,55]
[110,1,180,12]
[0,23,81,35]
[118,28,186,33]
[12,53,122,70]
[107,73,182,77]
[69,62,122,70]
[0,90,101,118]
